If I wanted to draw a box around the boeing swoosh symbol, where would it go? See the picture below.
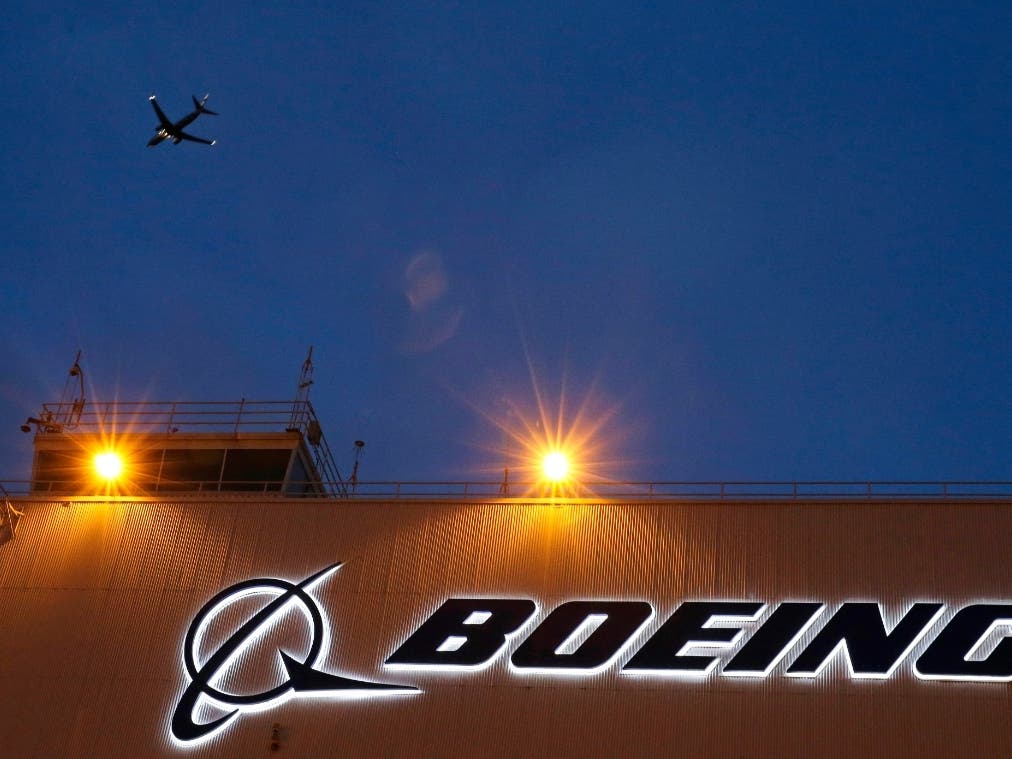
[171,563,417,743]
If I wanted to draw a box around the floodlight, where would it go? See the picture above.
[94,451,124,481]
[542,451,570,482]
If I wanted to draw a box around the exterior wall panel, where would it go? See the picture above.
[1,497,1010,757]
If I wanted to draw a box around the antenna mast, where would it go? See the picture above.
[20,351,86,434]
[289,346,314,430]
[351,440,365,495]
[295,346,314,404]
[59,351,86,429]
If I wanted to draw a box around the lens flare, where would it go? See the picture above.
[473,365,631,497]
[542,452,570,481]
[94,451,123,480]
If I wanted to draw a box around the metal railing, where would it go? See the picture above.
[341,480,1012,499]
[36,399,316,435]
[3,480,1012,500]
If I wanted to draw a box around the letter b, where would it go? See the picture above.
[385,599,536,668]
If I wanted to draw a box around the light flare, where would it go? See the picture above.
[40,391,160,496]
[542,451,570,482]
[478,362,632,498]
[94,450,124,480]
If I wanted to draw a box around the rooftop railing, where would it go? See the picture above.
[342,480,1012,499]
[25,399,348,496]
[4,480,1012,499]
[34,399,319,436]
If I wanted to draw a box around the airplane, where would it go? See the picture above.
[147,94,217,147]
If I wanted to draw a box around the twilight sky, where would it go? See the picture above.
[1,2,1010,486]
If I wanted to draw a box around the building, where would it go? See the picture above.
[2,396,1011,757]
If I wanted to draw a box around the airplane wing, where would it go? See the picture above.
[149,96,173,129]
[177,131,216,146]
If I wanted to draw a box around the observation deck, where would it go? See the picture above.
[24,399,347,496]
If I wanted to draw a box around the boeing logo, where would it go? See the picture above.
[172,564,1012,746]
[170,563,416,744]
[384,599,1012,680]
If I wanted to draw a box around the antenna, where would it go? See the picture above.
[21,351,85,434]
[58,350,86,429]
[289,346,314,430]
[498,465,510,497]
[498,398,512,496]
[350,440,365,495]
[295,346,314,403]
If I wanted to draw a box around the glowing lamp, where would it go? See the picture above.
[542,451,570,482]
[94,451,124,481]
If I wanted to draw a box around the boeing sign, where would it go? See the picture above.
[170,564,1012,746]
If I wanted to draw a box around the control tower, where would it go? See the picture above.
[21,350,345,497]
[24,398,346,496]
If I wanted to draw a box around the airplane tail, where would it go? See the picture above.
[192,94,218,116]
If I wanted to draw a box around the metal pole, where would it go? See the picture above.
[234,398,244,438]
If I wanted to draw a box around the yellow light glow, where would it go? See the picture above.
[480,364,630,498]
[94,451,123,480]
[542,451,570,481]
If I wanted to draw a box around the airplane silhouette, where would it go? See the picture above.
[148,94,217,147]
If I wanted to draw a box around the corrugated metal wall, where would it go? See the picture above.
[1,497,1010,757]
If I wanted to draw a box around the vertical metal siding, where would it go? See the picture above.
[2,497,1012,757]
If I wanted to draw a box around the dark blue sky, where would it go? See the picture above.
[2,2,1010,484]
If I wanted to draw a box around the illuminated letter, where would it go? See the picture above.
[385,599,536,669]
[723,602,825,676]
[511,601,653,671]
[623,601,764,675]
[916,604,1012,681]
[787,602,943,678]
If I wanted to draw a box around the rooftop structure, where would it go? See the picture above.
[12,398,1012,501]
[23,398,346,496]
[15,350,352,498]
